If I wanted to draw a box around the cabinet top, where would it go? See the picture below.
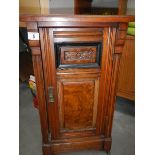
[20,15,134,23]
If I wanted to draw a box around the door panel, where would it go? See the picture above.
[40,27,103,140]
[57,78,99,133]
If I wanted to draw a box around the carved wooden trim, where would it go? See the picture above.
[39,28,60,139]
[96,27,116,139]
[105,54,121,138]
[32,55,49,143]
[114,23,128,54]
[99,27,124,139]
[96,27,121,152]
[95,27,122,152]
[26,22,49,143]
[63,47,96,61]
[61,46,96,64]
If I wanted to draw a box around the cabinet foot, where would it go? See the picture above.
[42,144,51,155]
[103,139,112,153]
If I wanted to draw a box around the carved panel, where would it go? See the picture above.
[55,42,102,68]
[63,47,96,62]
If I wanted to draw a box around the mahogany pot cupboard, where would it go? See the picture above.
[20,15,134,155]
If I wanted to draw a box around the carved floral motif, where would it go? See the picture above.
[64,48,96,61]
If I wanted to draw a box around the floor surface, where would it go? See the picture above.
[19,83,135,155]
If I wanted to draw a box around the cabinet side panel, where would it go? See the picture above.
[117,36,135,100]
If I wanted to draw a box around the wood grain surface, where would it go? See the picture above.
[117,35,135,100]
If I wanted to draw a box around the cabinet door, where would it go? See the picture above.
[39,27,113,140]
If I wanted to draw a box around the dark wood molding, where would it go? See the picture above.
[54,42,102,69]
[20,15,134,23]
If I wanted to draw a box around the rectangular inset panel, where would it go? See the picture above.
[55,42,102,68]
[57,79,99,132]
[61,46,97,64]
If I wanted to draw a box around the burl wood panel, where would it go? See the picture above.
[64,81,94,130]
[60,46,97,64]
[58,80,99,131]
[117,35,135,100]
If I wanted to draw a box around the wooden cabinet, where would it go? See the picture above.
[20,15,134,155]
[117,35,135,100]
